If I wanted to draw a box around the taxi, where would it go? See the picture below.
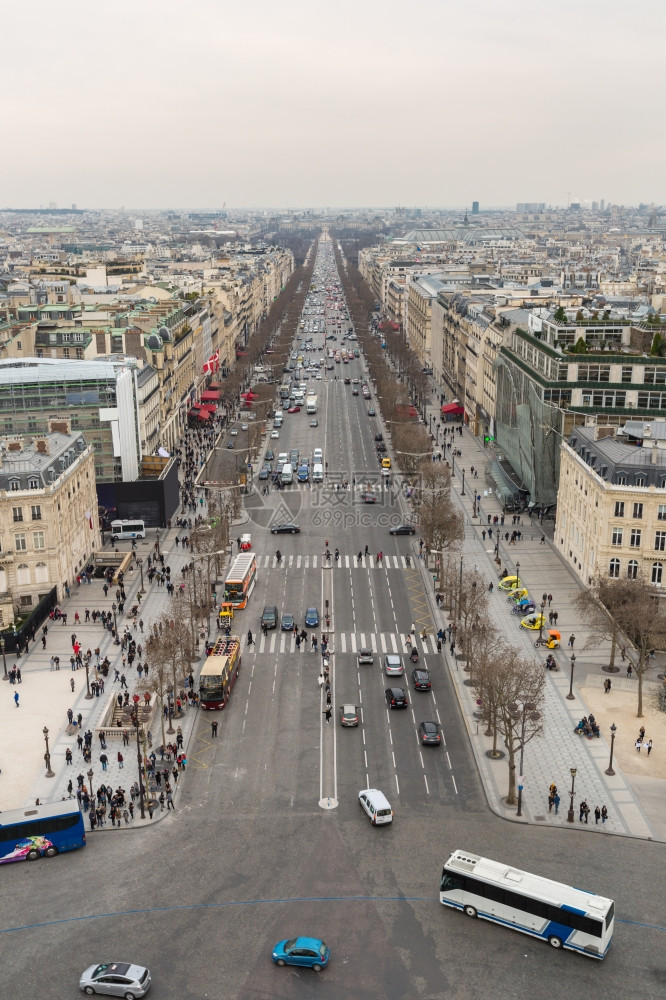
[520,613,546,631]
[498,575,522,591]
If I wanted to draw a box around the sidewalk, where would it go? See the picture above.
[413,393,666,842]
[0,477,242,829]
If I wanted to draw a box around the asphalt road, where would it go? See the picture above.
[2,240,665,1000]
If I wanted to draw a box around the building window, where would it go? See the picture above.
[9,479,21,491]
[635,476,646,487]
[614,502,625,518]
[616,476,627,486]
[19,595,32,608]
[609,558,620,578]
[35,561,48,583]
[655,531,666,552]
[12,507,23,523]
[652,562,663,585]
[627,559,639,579]
[33,531,45,551]
[28,477,39,490]
[75,348,84,360]
[611,528,623,547]
[14,533,27,552]
[16,562,30,585]
[62,348,70,359]
[633,503,643,519]
[31,505,42,521]
[630,528,642,547]
[659,505,666,520]
[621,366,633,383]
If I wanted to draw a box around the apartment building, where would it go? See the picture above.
[0,429,101,622]
[405,274,445,368]
[556,423,666,587]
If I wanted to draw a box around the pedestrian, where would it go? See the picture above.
[166,790,175,810]
[247,630,253,646]
[411,622,416,635]
[603,677,611,693]
[647,739,653,756]
[547,593,553,606]
[548,793,554,813]
[14,691,19,708]
[601,805,608,824]
[568,634,576,648]
[211,720,218,737]
[583,802,590,824]
[553,612,558,625]
[540,535,545,544]
[70,677,75,692]
[100,753,108,770]
[627,663,633,678]
[635,738,642,753]
[159,791,165,811]
[553,793,560,815]
[594,805,601,824]
[117,751,124,769]
[324,705,332,724]
[579,799,587,822]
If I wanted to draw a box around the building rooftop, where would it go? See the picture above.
[0,431,88,489]
[0,357,137,385]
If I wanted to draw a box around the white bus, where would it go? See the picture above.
[439,850,614,959]
[110,519,146,542]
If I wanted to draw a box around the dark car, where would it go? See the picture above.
[361,492,377,504]
[368,408,376,416]
[385,687,408,709]
[260,605,278,630]
[419,721,441,745]
[265,449,275,461]
[412,668,431,691]
[304,607,319,628]
[281,612,294,632]
[389,524,416,535]
[344,377,351,385]
[375,433,383,442]
[352,388,359,396]
[376,442,387,453]
[258,467,269,481]
[271,523,301,534]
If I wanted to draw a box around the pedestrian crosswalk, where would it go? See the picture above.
[255,553,415,570]
[255,631,441,655]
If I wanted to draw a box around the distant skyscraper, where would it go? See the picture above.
[71,203,77,211]
[472,201,479,214]
[600,199,606,212]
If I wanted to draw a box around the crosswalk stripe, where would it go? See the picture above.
[340,633,347,653]
[296,555,302,569]
[257,554,413,570]
[359,632,366,648]
[380,633,387,653]
[251,630,441,654]
[389,634,398,652]
[350,634,357,653]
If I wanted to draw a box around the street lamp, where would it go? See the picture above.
[451,450,455,477]
[87,767,94,806]
[132,694,146,820]
[111,601,118,636]
[84,655,93,699]
[43,726,55,778]
[567,767,577,823]
[0,635,7,680]
[539,600,546,639]
[515,560,520,585]
[567,653,576,700]
[461,468,466,496]
[137,556,144,594]
[509,701,540,817]
[605,723,617,776]
[166,683,175,734]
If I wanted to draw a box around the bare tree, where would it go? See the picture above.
[415,460,464,556]
[478,651,545,805]
[573,575,623,671]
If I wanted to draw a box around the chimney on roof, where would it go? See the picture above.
[35,438,49,455]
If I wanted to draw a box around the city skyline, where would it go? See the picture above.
[2,0,664,209]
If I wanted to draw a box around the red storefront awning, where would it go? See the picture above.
[197,409,212,421]
[200,390,220,401]
[442,402,464,415]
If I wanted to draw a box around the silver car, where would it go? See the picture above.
[384,654,404,676]
[79,962,152,998]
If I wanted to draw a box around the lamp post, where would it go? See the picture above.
[87,767,94,807]
[566,767,577,823]
[111,601,118,636]
[132,694,146,820]
[155,528,161,556]
[605,723,617,776]
[84,655,93,699]
[567,653,576,700]
[539,600,546,639]
[166,684,175,735]
[137,556,144,594]
[43,726,55,778]
[461,468,466,496]
[515,560,520,585]
[510,701,539,817]
[451,450,455,477]
[0,635,7,680]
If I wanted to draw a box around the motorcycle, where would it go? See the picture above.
[409,647,419,662]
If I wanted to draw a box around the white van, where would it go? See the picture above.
[358,788,393,825]
[111,519,146,542]
[280,463,293,485]
[313,448,323,464]
[312,463,324,483]
[273,410,283,428]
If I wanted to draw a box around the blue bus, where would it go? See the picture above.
[0,802,86,865]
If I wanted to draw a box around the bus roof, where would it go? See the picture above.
[199,636,241,677]
[445,850,613,914]
[226,552,256,581]
[0,801,83,826]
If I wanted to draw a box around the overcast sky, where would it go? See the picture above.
[2,0,663,210]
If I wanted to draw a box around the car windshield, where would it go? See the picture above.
[284,938,297,951]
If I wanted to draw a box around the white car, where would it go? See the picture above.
[271,430,280,439]
[241,423,248,431]
[230,429,238,436]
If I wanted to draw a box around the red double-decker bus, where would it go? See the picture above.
[199,635,242,710]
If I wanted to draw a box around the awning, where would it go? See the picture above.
[199,403,217,412]
[442,402,464,415]
[200,390,220,402]
[197,410,212,421]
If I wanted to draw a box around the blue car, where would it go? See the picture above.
[272,936,330,972]
[304,607,319,628]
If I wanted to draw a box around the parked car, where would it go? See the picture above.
[272,937,330,972]
[271,523,301,534]
[79,963,152,998]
